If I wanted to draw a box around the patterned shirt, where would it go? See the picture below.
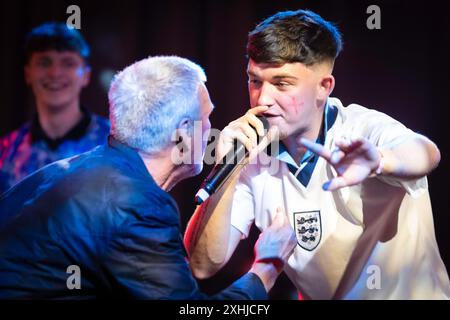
[0,108,110,194]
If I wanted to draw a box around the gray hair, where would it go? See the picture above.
[109,55,207,153]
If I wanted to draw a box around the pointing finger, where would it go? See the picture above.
[300,138,332,162]
[322,177,348,191]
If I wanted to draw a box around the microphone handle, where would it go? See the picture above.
[195,115,269,205]
[200,141,248,196]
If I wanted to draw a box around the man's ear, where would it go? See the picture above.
[318,75,335,101]
[174,117,192,154]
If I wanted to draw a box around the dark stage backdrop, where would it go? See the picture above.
[1,0,449,299]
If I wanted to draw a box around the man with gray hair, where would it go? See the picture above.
[0,55,296,299]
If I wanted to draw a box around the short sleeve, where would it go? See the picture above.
[339,104,428,197]
[377,175,428,198]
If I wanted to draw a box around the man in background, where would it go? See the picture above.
[0,22,109,193]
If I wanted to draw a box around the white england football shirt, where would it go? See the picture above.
[230,97,450,299]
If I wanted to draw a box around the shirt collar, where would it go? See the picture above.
[275,99,338,187]
[276,99,338,166]
[107,136,156,184]
[107,136,181,213]
[30,106,92,149]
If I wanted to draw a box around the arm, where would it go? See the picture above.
[376,134,440,179]
[184,106,274,279]
[102,207,268,299]
[184,165,244,279]
[103,204,295,298]
[300,133,440,191]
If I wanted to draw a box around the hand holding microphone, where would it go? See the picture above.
[195,106,278,204]
[215,106,269,163]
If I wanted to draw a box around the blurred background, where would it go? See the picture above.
[1,0,449,299]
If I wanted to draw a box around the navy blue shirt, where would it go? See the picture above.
[0,137,266,299]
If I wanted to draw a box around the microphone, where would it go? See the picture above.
[195,115,270,205]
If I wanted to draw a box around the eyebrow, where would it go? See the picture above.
[247,71,298,80]
[272,74,298,80]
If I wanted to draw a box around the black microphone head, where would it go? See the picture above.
[194,115,272,204]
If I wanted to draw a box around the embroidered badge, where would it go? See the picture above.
[294,210,322,251]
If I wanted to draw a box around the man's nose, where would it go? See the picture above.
[256,83,275,107]
[47,64,63,78]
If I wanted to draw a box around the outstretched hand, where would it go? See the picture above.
[300,137,382,191]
